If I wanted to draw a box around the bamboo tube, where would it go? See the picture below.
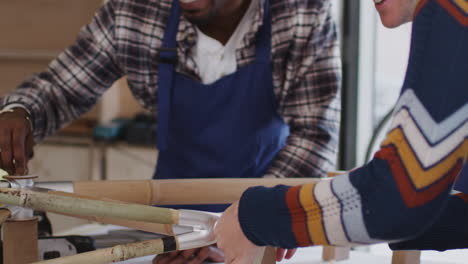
[74,180,153,205]
[63,213,174,235]
[33,238,168,264]
[73,178,321,205]
[40,190,175,235]
[0,187,178,225]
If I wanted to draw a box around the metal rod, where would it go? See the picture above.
[35,181,74,193]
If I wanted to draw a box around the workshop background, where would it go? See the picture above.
[0,0,466,263]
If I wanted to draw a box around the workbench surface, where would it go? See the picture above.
[56,224,467,264]
[116,245,467,264]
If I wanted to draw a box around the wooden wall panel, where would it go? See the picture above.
[30,143,96,232]
[0,0,144,123]
[0,0,102,51]
[100,78,145,123]
[0,60,100,119]
[0,59,48,95]
[106,143,158,180]
[0,0,103,119]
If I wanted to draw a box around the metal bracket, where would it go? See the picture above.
[176,210,219,250]
[1,175,38,220]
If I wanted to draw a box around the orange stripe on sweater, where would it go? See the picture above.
[375,146,462,207]
[454,0,468,13]
[436,0,468,25]
[414,0,431,17]
[455,193,468,202]
[286,185,312,246]
[381,128,467,189]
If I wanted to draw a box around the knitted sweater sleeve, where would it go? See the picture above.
[237,0,468,248]
[389,193,468,251]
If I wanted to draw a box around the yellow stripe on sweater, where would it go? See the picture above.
[382,128,468,189]
[454,0,468,13]
[299,183,328,245]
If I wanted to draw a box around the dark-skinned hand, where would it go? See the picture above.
[0,107,34,175]
[152,246,224,264]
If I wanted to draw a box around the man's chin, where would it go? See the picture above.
[183,11,215,25]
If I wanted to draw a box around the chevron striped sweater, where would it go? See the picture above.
[238,0,468,250]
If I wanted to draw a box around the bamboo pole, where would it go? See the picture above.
[32,238,169,264]
[61,213,174,235]
[42,190,175,235]
[0,187,178,225]
[72,178,321,205]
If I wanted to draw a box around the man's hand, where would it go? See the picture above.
[215,201,296,264]
[152,246,224,264]
[0,108,34,175]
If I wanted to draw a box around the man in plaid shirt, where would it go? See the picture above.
[0,0,341,262]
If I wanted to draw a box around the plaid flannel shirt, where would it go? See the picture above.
[1,0,342,178]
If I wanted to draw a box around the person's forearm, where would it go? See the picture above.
[240,97,466,248]
[264,124,340,179]
[239,158,464,248]
[268,3,341,179]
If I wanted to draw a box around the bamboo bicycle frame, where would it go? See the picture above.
[1,176,352,264]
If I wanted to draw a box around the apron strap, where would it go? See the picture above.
[157,0,181,150]
[255,0,271,63]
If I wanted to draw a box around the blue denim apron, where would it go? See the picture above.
[154,0,289,212]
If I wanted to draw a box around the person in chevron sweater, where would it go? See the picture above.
[214,0,468,262]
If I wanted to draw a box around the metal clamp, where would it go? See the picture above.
[1,175,38,220]
[175,210,219,250]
